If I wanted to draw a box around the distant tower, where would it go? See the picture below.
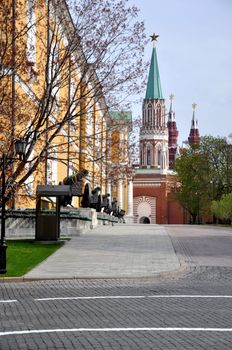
[188,103,200,145]
[167,94,178,167]
[133,33,184,225]
[139,33,168,173]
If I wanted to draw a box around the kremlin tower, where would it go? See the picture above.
[139,33,169,173]
[132,33,196,224]
[167,94,178,167]
[188,103,200,145]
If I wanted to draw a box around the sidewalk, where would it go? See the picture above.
[25,224,180,279]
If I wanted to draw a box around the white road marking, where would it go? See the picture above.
[0,300,17,303]
[1,328,232,336]
[149,295,232,298]
[36,296,147,301]
[1,295,232,304]
[35,295,232,301]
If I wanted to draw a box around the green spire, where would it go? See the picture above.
[145,46,163,100]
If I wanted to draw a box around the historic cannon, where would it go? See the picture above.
[117,209,126,223]
[110,198,125,221]
[60,169,89,207]
[111,199,119,216]
[102,194,111,214]
[82,186,110,213]
[63,169,89,192]
[90,187,103,212]
[81,183,92,208]
[81,184,100,210]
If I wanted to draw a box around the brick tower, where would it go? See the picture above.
[133,34,169,224]
[139,34,168,173]
[133,34,184,224]
[167,94,179,168]
[188,103,200,145]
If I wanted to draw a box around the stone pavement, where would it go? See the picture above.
[25,224,180,279]
[3,226,232,349]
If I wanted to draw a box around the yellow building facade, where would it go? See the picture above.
[0,0,133,216]
[108,111,134,220]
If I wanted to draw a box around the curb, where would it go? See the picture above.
[0,264,187,283]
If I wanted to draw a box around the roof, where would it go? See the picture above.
[110,111,132,131]
[110,111,132,122]
[145,47,163,100]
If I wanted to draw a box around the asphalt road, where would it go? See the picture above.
[1,225,232,349]
[166,225,232,267]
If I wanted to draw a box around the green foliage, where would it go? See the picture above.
[4,240,62,277]
[200,136,232,198]
[211,200,222,219]
[174,136,232,223]
[174,146,209,223]
[211,193,232,222]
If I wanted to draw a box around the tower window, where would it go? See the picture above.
[147,148,151,166]
[158,149,161,166]
[148,104,152,124]
[157,105,161,126]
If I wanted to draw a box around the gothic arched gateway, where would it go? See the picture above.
[139,216,150,224]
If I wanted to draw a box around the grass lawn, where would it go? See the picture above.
[3,240,63,277]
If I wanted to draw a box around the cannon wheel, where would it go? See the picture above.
[82,183,91,207]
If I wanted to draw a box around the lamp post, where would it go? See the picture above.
[0,139,27,274]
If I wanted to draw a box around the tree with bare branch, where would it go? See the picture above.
[0,0,148,208]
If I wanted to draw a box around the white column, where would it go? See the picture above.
[162,144,168,170]
[127,180,133,216]
[118,178,123,209]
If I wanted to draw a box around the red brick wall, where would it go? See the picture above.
[133,174,168,224]
[167,196,185,224]
[133,173,186,224]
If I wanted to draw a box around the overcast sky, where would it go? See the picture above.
[128,0,232,144]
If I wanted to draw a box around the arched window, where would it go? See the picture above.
[158,149,161,166]
[148,104,152,124]
[144,106,148,125]
[147,148,151,166]
[157,105,161,127]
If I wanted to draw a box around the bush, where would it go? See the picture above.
[211,193,232,223]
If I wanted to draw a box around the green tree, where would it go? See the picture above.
[0,0,148,205]
[211,193,232,223]
[174,145,210,223]
[200,136,232,199]
[174,136,232,224]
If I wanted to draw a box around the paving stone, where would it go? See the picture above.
[25,224,180,279]
[1,225,232,349]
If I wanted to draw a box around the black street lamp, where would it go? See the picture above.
[15,139,27,160]
[0,139,27,274]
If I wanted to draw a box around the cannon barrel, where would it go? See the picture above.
[63,169,89,186]
[60,169,89,206]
